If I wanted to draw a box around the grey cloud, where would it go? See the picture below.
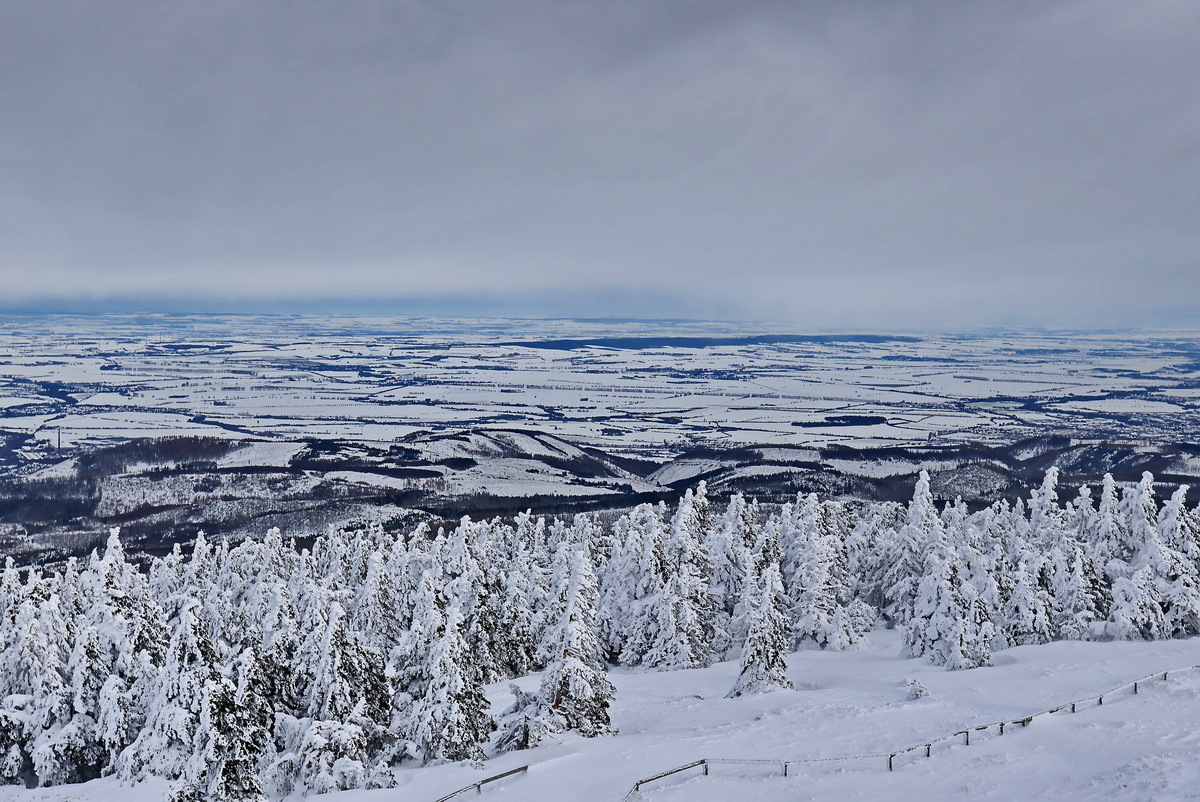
[0,0,1197,327]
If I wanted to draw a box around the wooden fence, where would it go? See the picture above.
[621,663,1200,801]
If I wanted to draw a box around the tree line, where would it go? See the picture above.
[1,467,1198,798]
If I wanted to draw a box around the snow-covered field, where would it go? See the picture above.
[3,316,1200,467]
[6,631,1200,802]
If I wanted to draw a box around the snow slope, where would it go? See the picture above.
[7,631,1200,802]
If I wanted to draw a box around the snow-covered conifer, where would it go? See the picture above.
[1001,560,1054,647]
[905,536,992,670]
[409,605,493,765]
[1052,546,1102,641]
[1108,567,1166,641]
[883,471,945,623]
[529,547,614,740]
[119,598,219,783]
[727,562,792,697]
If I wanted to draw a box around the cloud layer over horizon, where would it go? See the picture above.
[2,0,1198,327]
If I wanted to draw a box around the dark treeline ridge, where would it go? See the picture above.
[1,467,1198,799]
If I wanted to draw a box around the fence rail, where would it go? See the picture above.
[621,663,1200,801]
[434,764,529,802]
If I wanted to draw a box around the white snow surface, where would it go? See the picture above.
[8,631,1200,802]
[6,318,1200,460]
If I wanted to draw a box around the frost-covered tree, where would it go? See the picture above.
[727,562,792,697]
[502,547,614,751]
[201,647,273,802]
[119,598,219,784]
[662,487,720,666]
[905,537,993,670]
[597,504,667,666]
[409,605,493,765]
[1108,567,1166,641]
[785,500,867,651]
[1001,560,1054,647]
[1052,546,1102,641]
[296,600,388,725]
[640,572,704,670]
[1155,487,1200,637]
[1028,468,1066,550]
[883,471,945,623]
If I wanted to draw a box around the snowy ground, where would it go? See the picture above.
[8,631,1200,801]
[4,316,1200,466]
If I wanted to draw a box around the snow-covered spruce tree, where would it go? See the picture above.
[1104,474,1170,641]
[268,715,373,797]
[66,529,167,777]
[905,535,993,670]
[882,471,945,624]
[537,548,613,736]
[1120,473,1160,562]
[275,592,393,792]
[846,501,905,612]
[296,598,388,725]
[702,482,748,617]
[1108,567,1167,641]
[238,574,300,722]
[640,571,704,670]
[1154,486,1200,637]
[727,562,793,697]
[119,598,219,785]
[785,500,868,651]
[533,541,573,665]
[1051,545,1102,641]
[1088,474,1125,587]
[351,552,404,666]
[597,503,667,666]
[492,546,536,680]
[501,546,614,751]
[392,568,442,723]
[513,512,551,635]
[18,590,75,787]
[730,515,784,650]
[33,619,107,786]
[662,487,721,667]
[440,518,500,685]
[469,519,525,684]
[1027,468,1067,550]
[410,604,494,765]
[1001,558,1054,647]
[200,647,273,802]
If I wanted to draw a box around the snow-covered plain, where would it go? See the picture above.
[5,631,1200,801]
[3,317,1200,468]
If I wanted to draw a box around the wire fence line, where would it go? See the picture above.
[620,663,1200,801]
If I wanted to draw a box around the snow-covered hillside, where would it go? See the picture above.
[5,631,1199,801]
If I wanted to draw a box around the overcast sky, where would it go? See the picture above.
[1,0,1197,328]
